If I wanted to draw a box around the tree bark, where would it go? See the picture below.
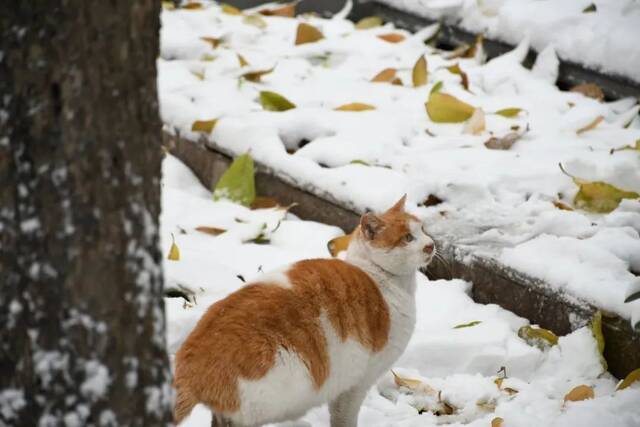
[0,2,172,426]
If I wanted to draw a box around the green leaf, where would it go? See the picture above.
[259,91,296,112]
[518,325,558,349]
[425,92,475,123]
[350,159,370,166]
[191,119,218,133]
[355,16,383,30]
[582,3,597,13]
[617,368,640,390]
[495,108,523,118]
[590,311,608,371]
[430,81,443,95]
[453,320,482,329]
[213,153,256,206]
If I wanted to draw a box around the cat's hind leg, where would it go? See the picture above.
[211,412,236,427]
[329,385,368,427]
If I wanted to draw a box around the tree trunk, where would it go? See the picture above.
[0,2,172,426]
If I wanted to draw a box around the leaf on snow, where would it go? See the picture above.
[237,53,249,67]
[570,83,605,101]
[553,200,574,211]
[430,81,443,95]
[576,115,604,134]
[617,368,640,390]
[453,320,482,329]
[295,23,324,45]
[425,92,475,123]
[335,102,376,111]
[446,35,484,60]
[243,14,267,29]
[213,153,256,206]
[625,291,640,303]
[377,33,405,43]
[162,1,176,10]
[371,68,397,83]
[259,2,296,17]
[484,132,522,150]
[446,63,470,91]
[191,119,218,133]
[259,91,296,111]
[590,311,608,371]
[392,371,424,390]
[564,385,594,402]
[494,107,523,118]
[610,140,640,154]
[350,159,370,166]
[200,36,224,48]
[518,325,559,349]
[355,16,383,29]
[241,66,274,82]
[328,233,352,257]
[168,234,180,261]
[491,417,504,427]
[195,226,226,236]
[190,70,205,80]
[412,55,428,87]
[221,3,242,15]
[463,108,486,135]
[583,3,597,13]
[181,2,203,10]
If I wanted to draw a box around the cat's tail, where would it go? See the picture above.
[174,383,198,425]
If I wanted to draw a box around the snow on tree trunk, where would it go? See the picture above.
[0,2,172,425]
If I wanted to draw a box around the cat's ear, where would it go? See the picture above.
[361,212,384,240]
[388,194,407,213]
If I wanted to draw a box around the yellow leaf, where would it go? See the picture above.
[425,92,475,123]
[295,23,324,45]
[328,233,353,257]
[355,16,383,29]
[453,320,482,329]
[200,54,217,62]
[494,378,504,389]
[335,103,376,112]
[181,2,203,10]
[518,325,559,348]
[495,108,523,118]
[570,83,604,101]
[213,153,256,206]
[412,55,428,87]
[250,196,280,210]
[243,14,267,29]
[430,81,443,95]
[191,119,218,133]
[553,200,574,211]
[371,68,397,83]
[463,108,485,135]
[484,132,521,150]
[259,91,296,112]
[392,371,423,390]
[564,385,594,402]
[491,417,504,427]
[162,2,176,10]
[200,36,223,48]
[195,226,226,236]
[350,159,370,166]
[446,35,484,60]
[241,66,274,82]
[221,3,242,15]
[590,311,608,371]
[190,70,205,80]
[446,63,469,90]
[259,2,296,17]
[168,234,180,260]
[377,33,405,43]
[576,115,604,134]
[237,53,249,67]
[610,140,640,154]
[617,368,640,390]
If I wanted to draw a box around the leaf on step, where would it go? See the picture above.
[625,291,640,303]
[221,3,242,15]
[559,164,640,213]
[237,53,249,67]
[570,83,604,101]
[250,196,280,210]
[430,81,443,95]
[213,153,256,206]
[564,385,594,402]
[181,2,203,10]
[241,66,274,82]
[495,108,523,118]
[590,310,608,371]
[576,115,604,134]
[484,132,522,150]
[617,368,640,390]
[243,14,267,29]
[377,33,405,43]
[195,226,226,236]
[583,3,597,13]
[355,16,383,29]
[371,68,397,83]
[453,320,482,329]
[335,102,376,111]
[259,91,296,111]
[259,2,296,17]
[491,417,504,427]
[191,119,218,133]
[463,108,486,135]
[446,63,469,91]
[162,2,176,10]
[328,233,353,257]
[518,325,558,349]
[168,233,180,261]
[412,55,428,87]
[295,23,324,45]
[425,92,475,123]
[553,200,574,211]
[200,36,224,48]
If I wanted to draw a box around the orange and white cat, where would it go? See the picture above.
[174,195,435,426]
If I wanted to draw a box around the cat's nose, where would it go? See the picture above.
[423,242,434,254]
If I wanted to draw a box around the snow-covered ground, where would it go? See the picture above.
[158,1,640,326]
[378,0,640,82]
[162,154,640,426]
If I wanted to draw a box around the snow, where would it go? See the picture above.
[378,0,640,82]
[162,154,640,427]
[158,2,640,323]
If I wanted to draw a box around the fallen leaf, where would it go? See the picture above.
[181,2,203,10]
[491,417,504,427]
[213,153,256,206]
[412,55,428,87]
[576,115,604,134]
[371,68,397,83]
[259,2,296,17]
[250,196,280,209]
[295,23,324,45]
[260,90,296,111]
[377,33,405,43]
[463,108,486,135]
[162,2,176,10]
[200,36,223,48]
[484,132,521,150]
[392,371,423,390]
[590,311,608,371]
[191,119,218,133]
[570,83,605,101]
[453,320,482,329]
[241,66,274,82]
[494,378,504,389]
[237,53,249,67]
[328,233,352,256]
[190,70,205,80]
[200,54,217,62]
[168,234,180,260]
[495,108,523,118]
[195,226,226,236]
[518,325,559,348]
[243,14,267,29]
[335,103,376,111]
[503,387,518,395]
[617,368,640,390]
[625,291,640,303]
[350,159,370,166]
[430,81,443,95]
[422,194,443,206]
[553,200,574,211]
[446,35,483,60]
[564,385,594,402]
[583,3,597,13]
[355,16,383,29]
[391,77,403,86]
[221,3,242,15]
[446,63,470,90]
[425,92,475,123]
[610,140,640,154]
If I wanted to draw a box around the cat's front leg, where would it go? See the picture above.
[329,385,368,427]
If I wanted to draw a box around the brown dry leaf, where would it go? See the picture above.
[200,36,223,48]
[617,368,640,391]
[564,385,595,402]
[391,77,403,86]
[328,233,353,257]
[553,200,574,211]
[241,66,275,82]
[570,83,605,101]
[181,2,203,10]
[195,226,226,236]
[491,417,504,427]
[295,23,324,45]
[463,108,486,135]
[355,16,383,29]
[191,119,218,133]
[371,68,397,83]
[426,92,475,123]
[221,3,242,15]
[446,35,483,60]
[335,103,376,111]
[392,371,423,390]
[377,33,405,43]
[259,2,296,17]
[484,132,521,150]
[237,53,249,67]
[446,63,470,91]
[494,378,504,389]
[412,55,428,87]
[576,115,604,134]
[610,140,640,154]
[168,234,180,261]
[250,196,280,210]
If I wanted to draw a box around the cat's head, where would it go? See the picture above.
[356,195,435,275]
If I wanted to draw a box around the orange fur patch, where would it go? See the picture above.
[173,259,390,422]
[366,202,419,249]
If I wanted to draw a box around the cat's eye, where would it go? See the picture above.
[404,234,415,242]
